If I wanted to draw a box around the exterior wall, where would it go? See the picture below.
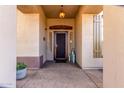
[17,6,47,68]
[75,6,103,69]
[17,10,39,56]
[39,7,47,63]
[82,14,103,69]
[46,19,75,61]
[75,9,83,67]
[17,10,40,68]
[0,6,16,87]
[103,5,124,88]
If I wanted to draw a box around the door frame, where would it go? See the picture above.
[54,31,68,60]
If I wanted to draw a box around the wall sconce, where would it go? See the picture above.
[45,27,47,30]
[43,37,45,41]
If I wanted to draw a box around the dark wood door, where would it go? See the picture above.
[55,32,67,61]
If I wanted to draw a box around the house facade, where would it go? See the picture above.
[0,5,124,88]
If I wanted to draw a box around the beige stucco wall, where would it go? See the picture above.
[103,5,124,87]
[46,19,75,60]
[17,9,39,56]
[39,7,47,63]
[82,14,103,69]
[17,6,47,63]
[0,6,16,87]
[75,9,83,67]
[75,6,103,69]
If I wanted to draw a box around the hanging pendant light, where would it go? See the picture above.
[59,5,65,18]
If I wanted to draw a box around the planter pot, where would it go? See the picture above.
[16,68,27,80]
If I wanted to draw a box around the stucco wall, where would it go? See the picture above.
[39,7,47,63]
[75,6,103,69]
[82,14,103,69]
[0,6,16,87]
[17,6,47,68]
[17,10,39,56]
[103,5,124,88]
[75,9,83,67]
[46,19,75,61]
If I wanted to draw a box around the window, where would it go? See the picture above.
[93,11,103,58]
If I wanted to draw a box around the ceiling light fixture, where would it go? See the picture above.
[59,5,65,18]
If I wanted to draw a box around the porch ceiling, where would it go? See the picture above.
[82,5,103,14]
[17,5,40,13]
[41,5,80,18]
[17,5,103,18]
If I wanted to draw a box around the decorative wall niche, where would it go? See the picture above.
[49,25,73,30]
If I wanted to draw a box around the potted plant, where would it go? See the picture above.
[16,62,27,80]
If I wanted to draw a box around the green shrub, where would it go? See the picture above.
[17,63,27,70]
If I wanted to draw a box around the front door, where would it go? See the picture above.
[54,32,67,62]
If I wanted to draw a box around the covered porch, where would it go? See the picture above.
[16,5,103,88]
[17,5,103,69]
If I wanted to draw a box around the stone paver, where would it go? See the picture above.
[17,62,103,88]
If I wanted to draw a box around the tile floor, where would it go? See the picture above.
[16,62,103,88]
